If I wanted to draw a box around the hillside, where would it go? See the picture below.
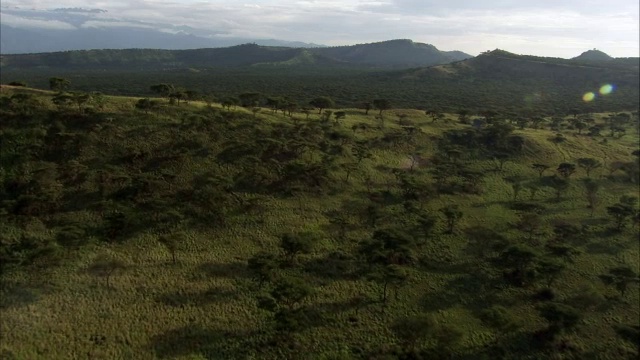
[312,39,472,67]
[0,40,471,70]
[0,87,638,359]
[573,49,614,62]
[2,47,637,117]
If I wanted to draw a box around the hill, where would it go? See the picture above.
[0,40,471,70]
[1,48,637,116]
[573,49,614,62]
[0,86,638,359]
[396,49,639,113]
[312,39,472,67]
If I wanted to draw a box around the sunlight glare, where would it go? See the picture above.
[599,84,614,95]
[582,92,596,102]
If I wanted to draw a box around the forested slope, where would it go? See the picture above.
[0,86,638,359]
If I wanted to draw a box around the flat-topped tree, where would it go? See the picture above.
[577,158,602,178]
[532,163,550,178]
[280,231,316,264]
[238,92,261,107]
[600,266,639,298]
[538,303,582,341]
[49,77,70,92]
[373,99,391,116]
[440,205,463,234]
[309,96,334,114]
[149,83,174,100]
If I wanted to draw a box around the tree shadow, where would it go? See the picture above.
[155,286,238,307]
[421,271,501,312]
[303,252,359,281]
[584,240,626,255]
[196,261,249,279]
[149,325,249,359]
[0,280,41,309]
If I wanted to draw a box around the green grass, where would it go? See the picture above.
[0,87,639,359]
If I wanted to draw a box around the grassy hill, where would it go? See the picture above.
[2,47,637,116]
[0,86,638,359]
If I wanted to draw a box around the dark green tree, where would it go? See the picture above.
[280,232,315,263]
[373,99,391,116]
[577,158,602,178]
[49,77,70,92]
[150,83,174,99]
[538,303,582,340]
[600,266,639,298]
[248,252,279,287]
[557,163,576,179]
[532,163,550,178]
[440,205,463,234]
[606,203,635,231]
[309,96,334,114]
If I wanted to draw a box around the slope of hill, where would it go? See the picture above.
[0,40,471,70]
[573,49,614,62]
[0,87,638,359]
[311,39,472,67]
[399,49,639,112]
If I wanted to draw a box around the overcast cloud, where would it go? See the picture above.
[1,0,638,57]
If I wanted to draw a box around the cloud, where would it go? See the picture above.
[0,12,77,30]
[0,0,638,57]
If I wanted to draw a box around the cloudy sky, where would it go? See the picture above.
[1,0,638,57]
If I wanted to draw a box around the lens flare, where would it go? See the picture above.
[599,84,613,95]
[582,92,596,102]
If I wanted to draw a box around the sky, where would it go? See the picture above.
[1,0,638,57]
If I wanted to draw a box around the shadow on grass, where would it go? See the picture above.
[0,280,44,309]
[149,325,249,359]
[303,252,359,281]
[197,261,249,279]
[155,286,237,307]
[421,271,502,312]
[584,240,626,255]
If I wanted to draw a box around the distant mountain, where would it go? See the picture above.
[398,49,638,113]
[572,49,614,62]
[311,39,472,67]
[0,24,323,54]
[0,40,471,70]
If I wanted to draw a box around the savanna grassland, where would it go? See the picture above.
[0,84,639,360]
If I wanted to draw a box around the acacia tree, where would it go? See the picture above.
[577,158,602,178]
[440,205,463,234]
[517,212,543,243]
[373,99,391,116]
[600,266,639,298]
[280,232,315,263]
[557,163,576,179]
[248,252,279,287]
[606,203,635,231]
[362,102,372,115]
[49,77,70,92]
[150,83,174,100]
[309,96,334,114]
[257,275,315,335]
[537,303,582,341]
[532,163,550,178]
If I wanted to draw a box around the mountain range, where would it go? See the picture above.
[0,40,473,70]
